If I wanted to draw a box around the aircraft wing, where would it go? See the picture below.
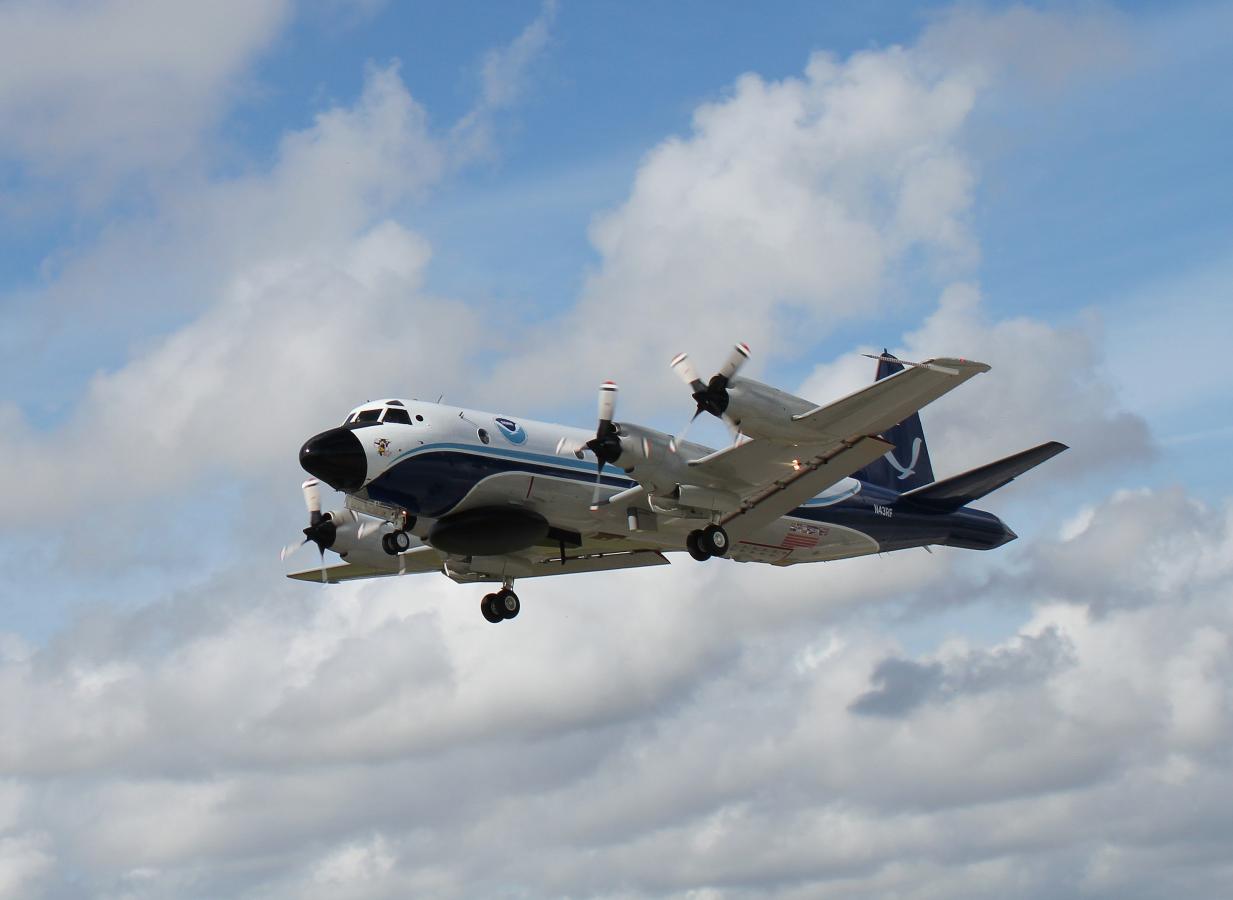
[482,548,671,580]
[286,545,444,583]
[287,544,669,584]
[789,357,989,441]
[689,435,892,539]
[684,357,989,539]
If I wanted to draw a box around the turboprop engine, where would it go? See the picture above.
[555,382,698,503]
[670,344,817,444]
[282,479,414,578]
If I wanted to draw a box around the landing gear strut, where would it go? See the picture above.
[481,587,520,623]
[687,524,729,561]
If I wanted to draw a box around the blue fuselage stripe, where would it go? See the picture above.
[364,442,1011,550]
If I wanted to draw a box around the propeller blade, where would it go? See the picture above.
[669,409,703,453]
[589,463,605,510]
[597,381,618,424]
[717,342,751,381]
[318,548,328,584]
[670,352,702,388]
[721,413,744,446]
[556,436,587,457]
[302,479,321,516]
[281,538,307,561]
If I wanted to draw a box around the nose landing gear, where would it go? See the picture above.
[481,587,520,623]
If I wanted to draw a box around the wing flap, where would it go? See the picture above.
[516,549,671,578]
[286,546,443,583]
[720,435,892,539]
[791,357,990,442]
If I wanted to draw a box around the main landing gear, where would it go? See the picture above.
[481,587,520,623]
[686,524,729,561]
[381,530,411,555]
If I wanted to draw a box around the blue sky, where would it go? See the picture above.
[1,2,1232,897]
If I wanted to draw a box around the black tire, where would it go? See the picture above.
[481,593,503,623]
[686,531,710,562]
[382,531,410,555]
[496,589,520,620]
[699,524,729,558]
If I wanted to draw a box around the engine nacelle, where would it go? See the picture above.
[609,422,693,494]
[722,378,816,443]
[650,484,742,519]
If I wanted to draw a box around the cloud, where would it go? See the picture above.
[849,627,1074,717]
[0,39,565,518]
[917,3,1132,91]
[0,0,292,200]
[498,42,982,409]
[451,0,558,160]
[797,283,1154,478]
[6,486,1233,897]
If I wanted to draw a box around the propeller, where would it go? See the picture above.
[280,478,337,583]
[556,381,624,509]
[669,342,750,446]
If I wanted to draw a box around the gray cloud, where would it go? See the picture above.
[849,627,1075,717]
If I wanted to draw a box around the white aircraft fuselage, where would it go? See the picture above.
[289,350,1065,623]
[300,398,1010,570]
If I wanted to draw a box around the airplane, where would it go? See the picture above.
[285,346,1066,623]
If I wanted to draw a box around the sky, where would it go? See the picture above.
[1,0,1231,896]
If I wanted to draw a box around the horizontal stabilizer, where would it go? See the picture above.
[900,441,1068,512]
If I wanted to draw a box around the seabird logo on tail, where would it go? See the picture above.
[885,437,922,480]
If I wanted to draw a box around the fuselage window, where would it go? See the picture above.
[477,428,490,445]
[415,414,424,422]
[384,408,412,425]
[356,409,381,423]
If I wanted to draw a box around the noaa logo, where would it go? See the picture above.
[885,437,922,480]
[494,417,527,444]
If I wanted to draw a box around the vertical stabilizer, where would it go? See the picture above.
[854,351,935,491]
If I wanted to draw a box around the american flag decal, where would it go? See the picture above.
[781,533,819,550]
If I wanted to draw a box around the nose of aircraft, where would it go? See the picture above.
[299,427,367,492]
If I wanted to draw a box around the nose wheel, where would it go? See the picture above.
[686,524,729,561]
[481,587,520,623]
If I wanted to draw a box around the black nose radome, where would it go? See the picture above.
[299,428,366,493]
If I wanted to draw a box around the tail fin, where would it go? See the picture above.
[853,351,935,491]
[901,441,1068,512]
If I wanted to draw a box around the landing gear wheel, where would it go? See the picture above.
[686,531,710,562]
[382,530,411,555]
[698,524,729,558]
[495,588,520,620]
[481,592,503,623]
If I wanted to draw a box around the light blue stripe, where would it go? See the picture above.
[386,441,633,479]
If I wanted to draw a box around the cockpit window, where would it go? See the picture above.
[356,408,382,423]
[387,400,405,406]
[384,408,412,425]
